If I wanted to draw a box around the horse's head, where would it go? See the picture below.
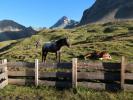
[62,37,71,47]
[100,51,112,60]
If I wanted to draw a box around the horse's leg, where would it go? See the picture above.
[44,52,48,63]
[42,48,45,62]
[42,50,47,63]
[55,52,58,61]
[58,51,61,63]
[42,52,44,62]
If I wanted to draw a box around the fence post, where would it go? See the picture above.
[35,59,39,86]
[3,59,8,85]
[72,58,77,88]
[121,56,126,90]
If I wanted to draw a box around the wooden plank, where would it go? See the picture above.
[124,84,133,91]
[8,79,34,85]
[8,62,72,69]
[126,63,133,71]
[125,73,133,80]
[121,56,126,90]
[78,62,121,70]
[0,60,2,64]
[0,63,7,68]
[39,80,72,88]
[0,80,8,89]
[7,62,35,68]
[77,72,120,81]
[39,72,72,78]
[8,71,34,77]
[0,73,6,79]
[78,82,120,91]
[35,59,39,86]
[39,62,72,69]
[72,58,77,88]
[8,71,72,78]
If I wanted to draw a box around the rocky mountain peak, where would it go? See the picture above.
[50,16,69,29]
[61,16,69,24]
[50,16,78,29]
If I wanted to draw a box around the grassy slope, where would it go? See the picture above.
[0,21,133,62]
[0,40,17,49]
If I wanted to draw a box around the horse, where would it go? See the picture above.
[84,51,112,60]
[42,37,70,63]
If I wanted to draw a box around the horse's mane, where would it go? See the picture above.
[55,38,65,45]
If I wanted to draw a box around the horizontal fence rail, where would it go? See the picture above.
[78,62,121,70]
[8,79,34,85]
[39,62,72,69]
[77,72,120,81]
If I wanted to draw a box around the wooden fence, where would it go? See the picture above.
[0,59,8,89]
[7,57,133,91]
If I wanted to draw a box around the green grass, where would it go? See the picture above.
[0,40,17,48]
[0,85,133,100]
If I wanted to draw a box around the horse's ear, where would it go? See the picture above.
[66,36,69,39]
[64,33,68,38]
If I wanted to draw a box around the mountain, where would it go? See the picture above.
[0,20,36,42]
[50,16,78,29]
[0,20,26,32]
[80,0,133,25]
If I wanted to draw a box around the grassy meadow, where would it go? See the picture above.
[0,21,133,62]
[0,21,133,99]
[0,85,133,100]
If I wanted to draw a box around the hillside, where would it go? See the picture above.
[0,21,133,62]
[80,0,133,25]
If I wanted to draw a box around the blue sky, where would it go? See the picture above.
[0,0,95,28]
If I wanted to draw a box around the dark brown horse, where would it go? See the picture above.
[42,37,70,63]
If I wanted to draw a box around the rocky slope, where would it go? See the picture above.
[80,0,133,25]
